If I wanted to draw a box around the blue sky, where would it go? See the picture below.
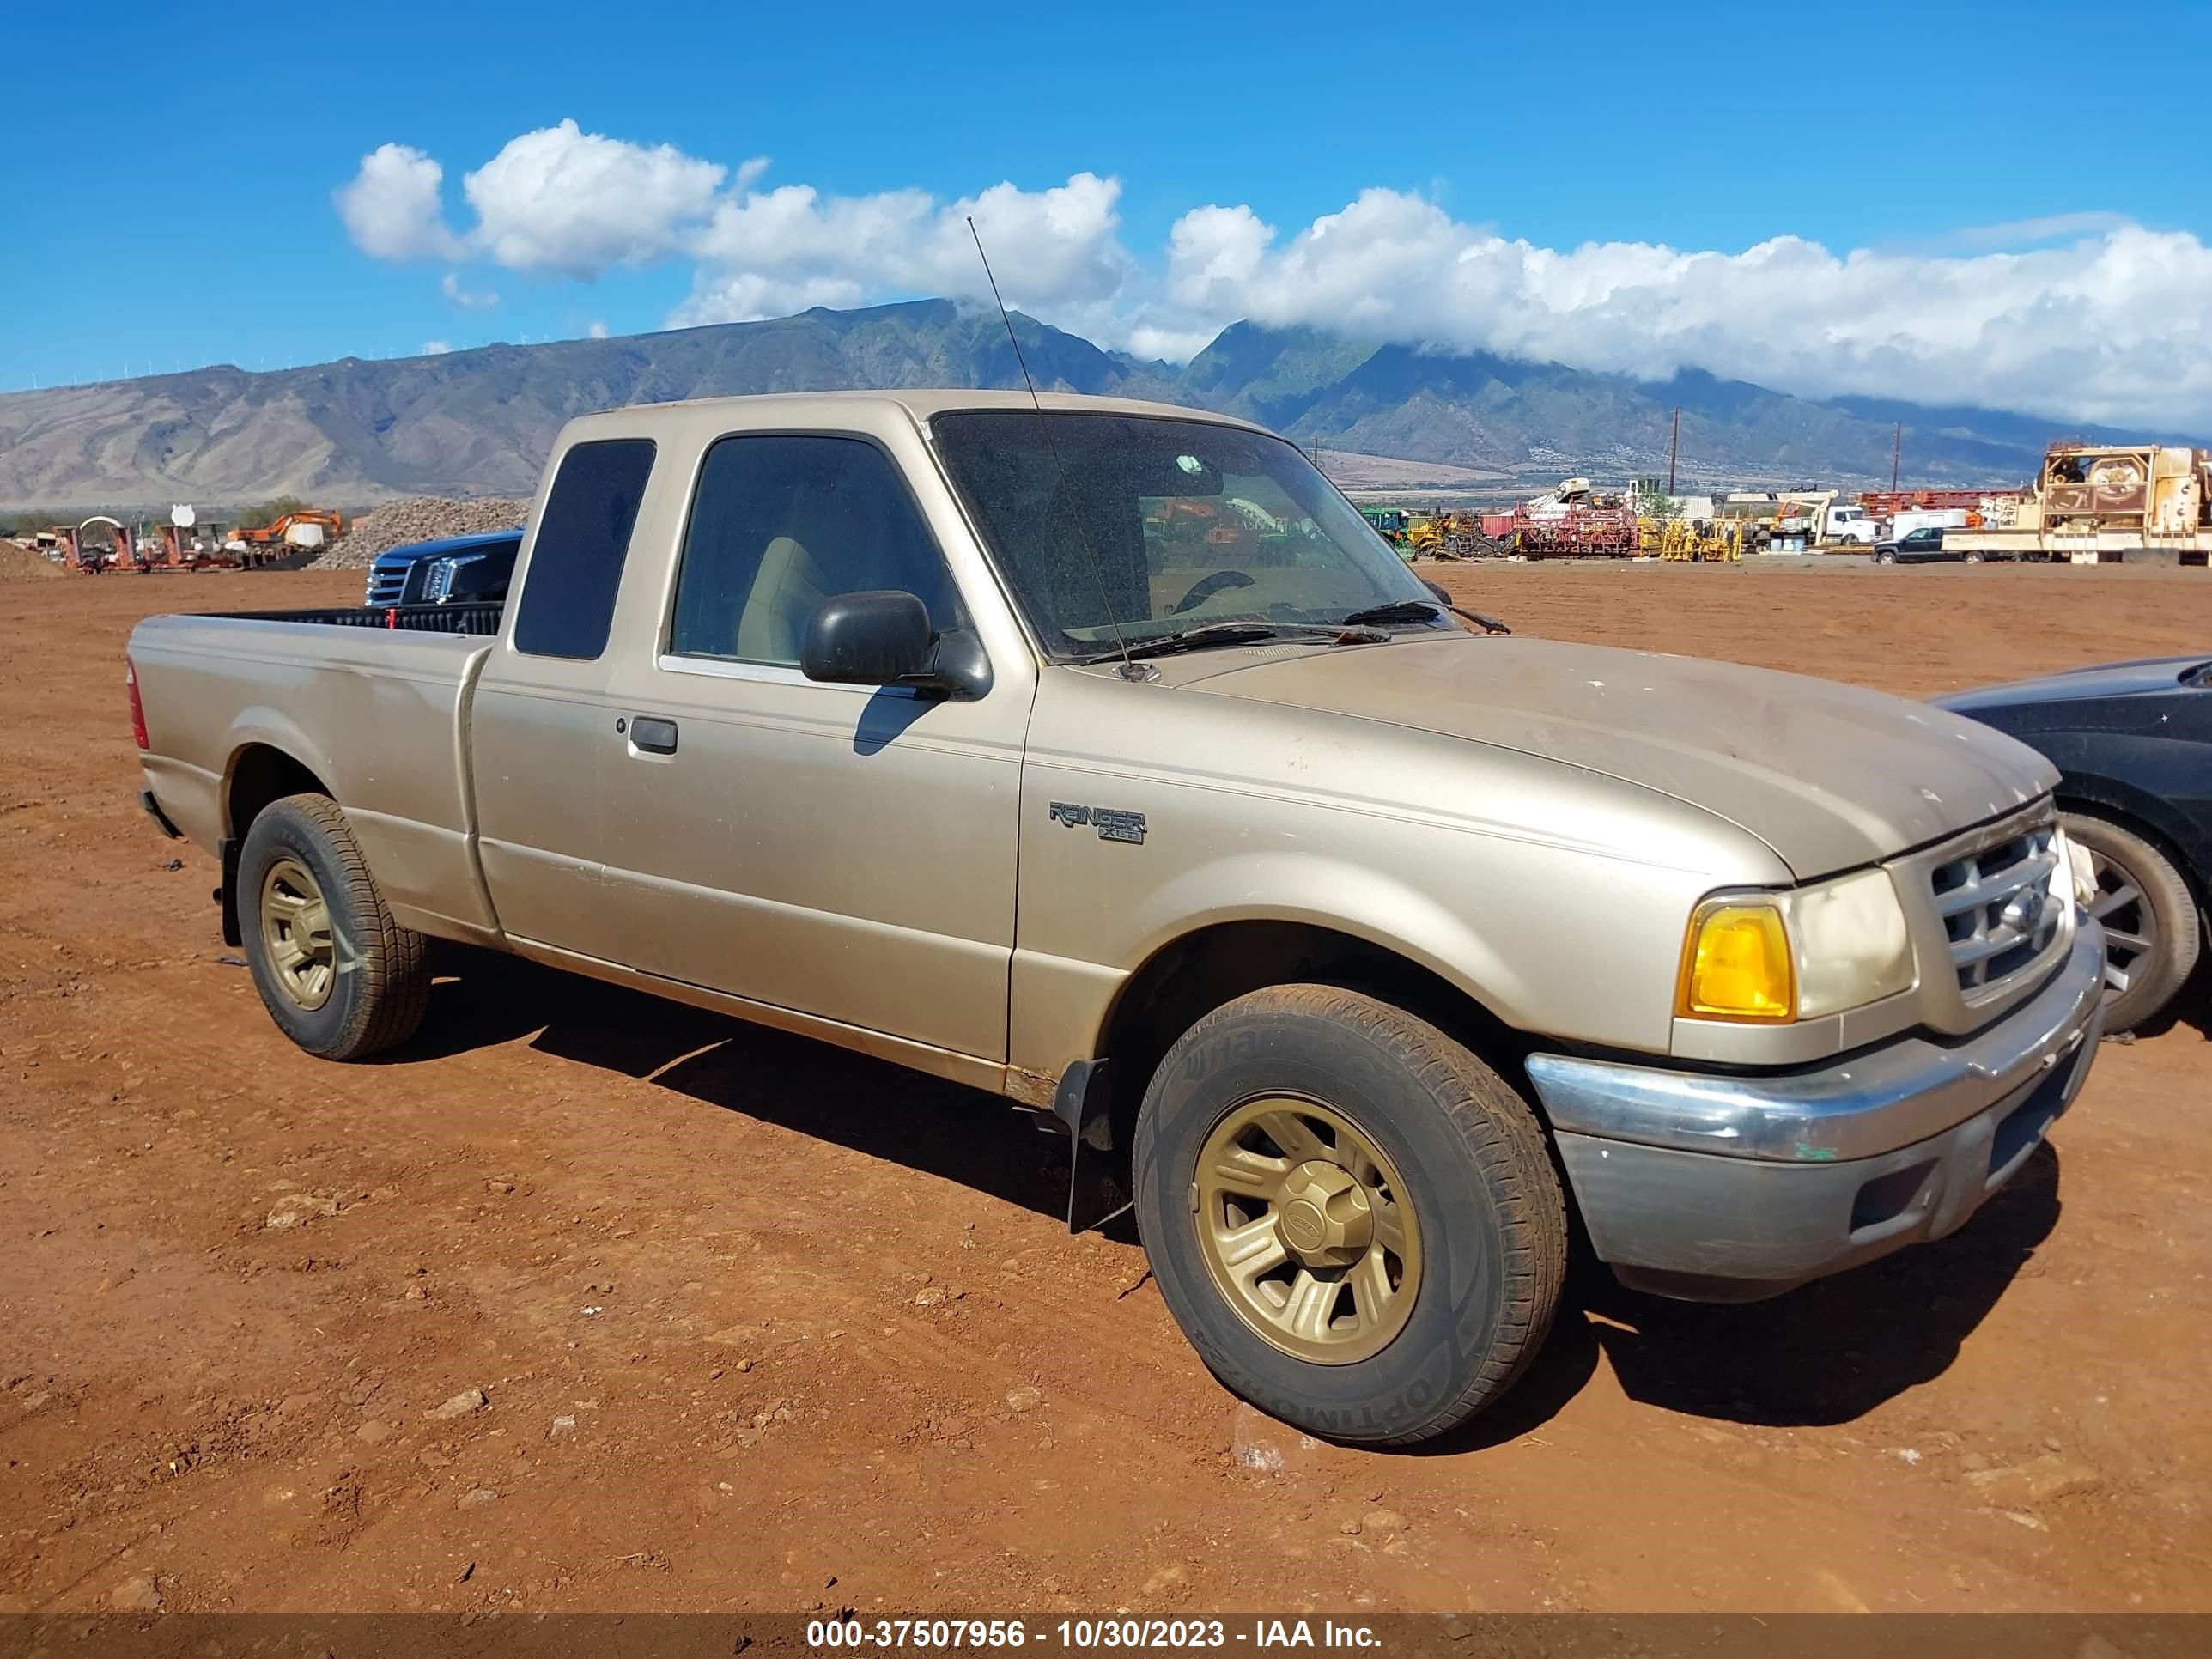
[8,0,2209,424]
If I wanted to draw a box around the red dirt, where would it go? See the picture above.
[2,562,2208,1616]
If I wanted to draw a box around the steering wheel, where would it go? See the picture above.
[1169,569,1256,616]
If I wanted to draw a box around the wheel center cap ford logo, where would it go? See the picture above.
[1280,1202,1327,1254]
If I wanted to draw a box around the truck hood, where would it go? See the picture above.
[1175,634,2057,879]
[1933,653,2210,714]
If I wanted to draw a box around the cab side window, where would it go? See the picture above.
[670,435,967,666]
[512,438,656,660]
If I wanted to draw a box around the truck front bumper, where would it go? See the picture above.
[1524,921,2106,1302]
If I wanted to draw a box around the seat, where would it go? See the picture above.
[735,534,830,664]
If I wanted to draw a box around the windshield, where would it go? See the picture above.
[928,410,1438,660]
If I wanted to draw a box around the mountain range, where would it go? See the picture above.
[0,299,2175,512]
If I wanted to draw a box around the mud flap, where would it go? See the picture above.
[217,838,243,946]
[1054,1060,1132,1235]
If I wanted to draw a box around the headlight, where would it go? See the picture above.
[1790,868,1916,1016]
[1677,869,1916,1024]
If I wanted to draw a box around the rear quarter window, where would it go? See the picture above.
[512,438,657,659]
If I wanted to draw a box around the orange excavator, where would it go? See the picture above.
[228,508,346,564]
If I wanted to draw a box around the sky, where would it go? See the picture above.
[7,0,2210,428]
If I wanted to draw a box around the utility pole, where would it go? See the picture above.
[1667,407,1680,493]
[1892,422,1902,492]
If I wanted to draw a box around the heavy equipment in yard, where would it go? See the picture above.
[225,507,346,566]
[1503,478,1641,557]
[1646,517,1743,562]
[1401,511,1507,559]
[1945,446,2211,566]
[69,507,253,574]
[64,517,133,573]
[1359,506,1410,548]
[126,390,2104,1447]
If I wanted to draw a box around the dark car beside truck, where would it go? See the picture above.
[1940,655,2211,1030]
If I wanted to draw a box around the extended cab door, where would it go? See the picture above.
[590,413,1030,1062]
[471,435,659,955]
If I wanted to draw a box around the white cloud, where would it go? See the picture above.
[1163,204,1273,315]
[670,267,869,327]
[1940,211,2132,252]
[1123,323,1224,364]
[338,128,2212,428]
[586,319,609,339]
[441,271,497,308]
[335,144,460,261]
[461,119,725,277]
[671,172,1133,331]
[1160,190,2212,428]
[421,340,451,356]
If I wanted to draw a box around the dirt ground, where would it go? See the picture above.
[3,561,2208,1617]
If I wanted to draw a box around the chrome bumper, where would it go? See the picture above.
[1524,921,2105,1301]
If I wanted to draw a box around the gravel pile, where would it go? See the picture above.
[2,543,69,583]
[313,497,531,570]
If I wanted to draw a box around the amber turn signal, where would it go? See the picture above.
[1676,899,1796,1023]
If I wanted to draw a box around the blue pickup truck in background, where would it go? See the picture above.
[363,528,524,607]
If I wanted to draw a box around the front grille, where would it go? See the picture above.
[1927,814,2064,1000]
[365,558,410,606]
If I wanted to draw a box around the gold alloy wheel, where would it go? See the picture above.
[258,856,337,1012]
[1192,1096,1422,1364]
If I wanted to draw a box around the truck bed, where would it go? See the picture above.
[207,601,506,635]
[128,605,502,944]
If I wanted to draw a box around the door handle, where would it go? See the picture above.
[628,715,678,756]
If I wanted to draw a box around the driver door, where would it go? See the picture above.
[594,430,1024,1062]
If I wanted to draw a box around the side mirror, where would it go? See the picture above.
[799,590,991,699]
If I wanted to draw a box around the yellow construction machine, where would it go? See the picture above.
[1644,518,1742,562]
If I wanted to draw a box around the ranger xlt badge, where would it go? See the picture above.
[1049,802,1147,845]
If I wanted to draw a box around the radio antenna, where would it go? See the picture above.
[965,216,1142,678]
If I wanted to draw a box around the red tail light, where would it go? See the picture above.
[125,656,149,750]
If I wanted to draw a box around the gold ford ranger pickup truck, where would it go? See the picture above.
[128,392,2106,1444]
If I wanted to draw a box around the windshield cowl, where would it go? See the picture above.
[1077,618,1397,665]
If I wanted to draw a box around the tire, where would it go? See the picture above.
[1873,548,1895,565]
[238,793,429,1060]
[2063,811,2202,1033]
[1962,550,1985,565]
[1133,985,1567,1446]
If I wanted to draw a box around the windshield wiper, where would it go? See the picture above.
[1340,598,1513,636]
[1081,619,1389,665]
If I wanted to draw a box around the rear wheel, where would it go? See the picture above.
[1133,985,1566,1446]
[1962,550,1985,565]
[2064,811,2201,1032]
[238,793,429,1059]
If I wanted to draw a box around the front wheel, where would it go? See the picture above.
[1133,985,1567,1446]
[1873,548,1896,564]
[2065,811,2202,1032]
